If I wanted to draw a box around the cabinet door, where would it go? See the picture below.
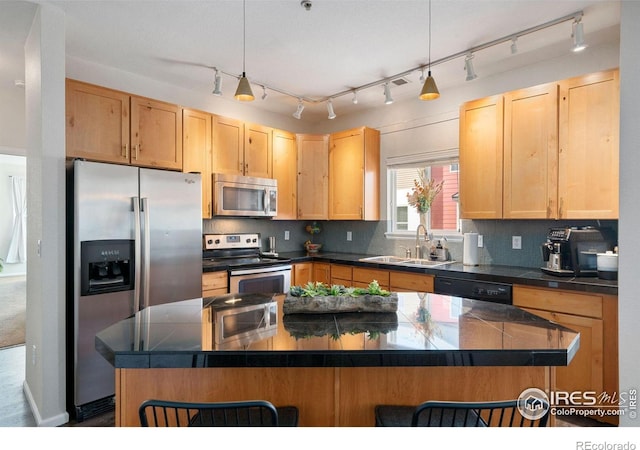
[297,134,329,220]
[183,108,212,218]
[389,271,434,293]
[523,307,604,398]
[65,79,130,164]
[312,263,331,285]
[213,116,244,175]
[459,95,504,218]
[272,129,297,220]
[558,69,619,219]
[329,128,365,220]
[245,123,272,178]
[292,263,313,286]
[130,96,182,170]
[503,83,559,219]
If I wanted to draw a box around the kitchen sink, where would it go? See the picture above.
[359,255,454,267]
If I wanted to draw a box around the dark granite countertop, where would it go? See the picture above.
[96,292,579,369]
[270,251,618,296]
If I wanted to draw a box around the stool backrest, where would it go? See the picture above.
[412,400,550,427]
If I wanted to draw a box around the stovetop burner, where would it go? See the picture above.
[202,233,290,270]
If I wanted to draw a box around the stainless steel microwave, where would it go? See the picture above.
[212,173,277,217]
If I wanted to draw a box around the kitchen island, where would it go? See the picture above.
[96,292,579,426]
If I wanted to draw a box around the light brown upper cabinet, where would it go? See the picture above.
[328,127,380,220]
[503,83,559,219]
[212,116,272,178]
[272,129,297,220]
[66,79,131,165]
[297,134,329,220]
[182,108,212,218]
[130,96,183,170]
[66,79,183,171]
[460,69,619,219]
[459,95,504,219]
[558,69,619,219]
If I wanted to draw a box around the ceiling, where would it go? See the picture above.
[1,0,621,123]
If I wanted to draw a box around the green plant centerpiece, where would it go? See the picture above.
[283,280,398,314]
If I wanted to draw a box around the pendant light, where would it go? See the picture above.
[420,0,439,100]
[234,0,254,101]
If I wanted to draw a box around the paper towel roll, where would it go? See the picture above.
[463,233,479,266]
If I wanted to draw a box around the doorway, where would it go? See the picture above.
[0,154,27,349]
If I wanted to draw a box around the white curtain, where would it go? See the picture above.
[6,176,26,263]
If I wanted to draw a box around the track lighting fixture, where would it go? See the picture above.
[261,85,268,100]
[234,0,255,101]
[327,99,336,119]
[464,53,477,81]
[293,99,304,119]
[384,83,394,104]
[510,37,518,55]
[419,0,439,100]
[212,68,222,96]
[352,90,358,104]
[572,18,587,52]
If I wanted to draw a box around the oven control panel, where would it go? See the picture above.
[204,233,260,250]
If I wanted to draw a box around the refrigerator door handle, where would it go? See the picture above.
[141,197,151,310]
[133,196,142,313]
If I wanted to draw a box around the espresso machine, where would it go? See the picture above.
[541,226,615,277]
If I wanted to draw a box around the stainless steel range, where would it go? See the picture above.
[203,233,292,294]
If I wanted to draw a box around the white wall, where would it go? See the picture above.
[617,0,640,428]
[0,86,26,149]
[23,3,68,426]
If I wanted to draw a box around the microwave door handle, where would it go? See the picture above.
[133,197,141,313]
[264,188,268,215]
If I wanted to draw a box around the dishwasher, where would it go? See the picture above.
[433,276,513,305]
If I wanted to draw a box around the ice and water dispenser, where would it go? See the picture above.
[80,240,135,296]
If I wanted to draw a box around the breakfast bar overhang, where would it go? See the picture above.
[95,293,579,426]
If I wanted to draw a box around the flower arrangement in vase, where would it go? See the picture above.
[406,171,444,228]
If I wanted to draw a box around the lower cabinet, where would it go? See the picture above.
[312,263,331,285]
[202,271,228,297]
[330,264,353,286]
[513,285,618,425]
[292,262,313,286]
[352,267,389,290]
[389,271,434,293]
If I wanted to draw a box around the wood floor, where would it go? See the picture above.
[0,345,610,428]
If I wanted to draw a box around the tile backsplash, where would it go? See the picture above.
[203,218,618,269]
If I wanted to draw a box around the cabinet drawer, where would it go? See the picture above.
[352,267,389,286]
[331,264,353,281]
[202,271,228,291]
[513,285,602,319]
[389,272,434,293]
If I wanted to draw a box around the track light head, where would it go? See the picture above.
[464,53,477,81]
[352,90,358,104]
[572,19,587,52]
[261,85,268,100]
[510,38,518,55]
[383,83,394,105]
[212,69,222,96]
[327,99,336,119]
[293,99,305,119]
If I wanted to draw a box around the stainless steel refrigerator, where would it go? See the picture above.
[66,160,202,421]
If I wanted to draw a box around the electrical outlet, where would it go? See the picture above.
[346,231,352,241]
[512,236,522,250]
[477,235,484,248]
[284,231,290,241]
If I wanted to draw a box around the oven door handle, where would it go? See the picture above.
[229,265,292,276]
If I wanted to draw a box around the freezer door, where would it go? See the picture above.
[139,168,202,307]
[74,160,139,242]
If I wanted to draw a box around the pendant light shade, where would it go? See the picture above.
[235,73,254,101]
[419,71,440,100]
[235,0,254,102]
[420,0,439,101]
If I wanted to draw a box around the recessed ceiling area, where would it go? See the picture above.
[1,0,621,123]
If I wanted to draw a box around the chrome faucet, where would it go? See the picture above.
[415,224,431,259]
[399,245,412,258]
